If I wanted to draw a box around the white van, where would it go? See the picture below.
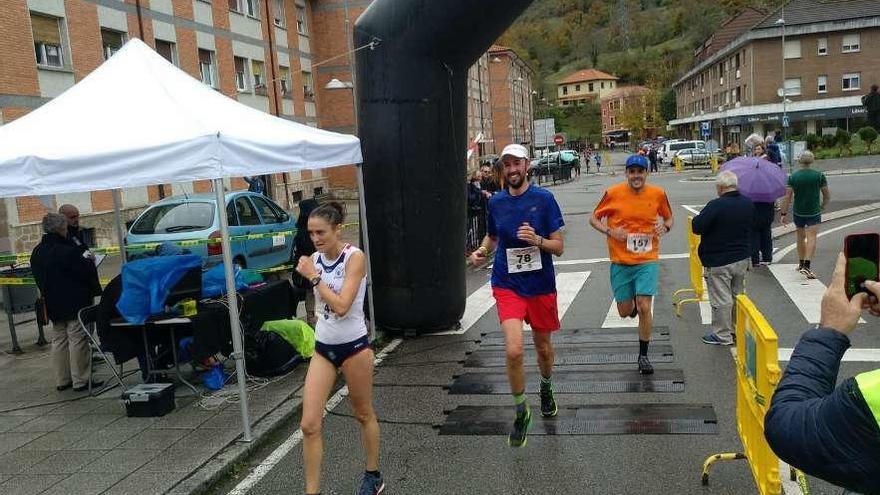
[661,140,707,164]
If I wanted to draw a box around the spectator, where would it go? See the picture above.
[467,171,483,214]
[31,213,103,392]
[765,135,782,165]
[862,84,880,131]
[58,203,101,295]
[773,129,783,143]
[778,151,830,279]
[692,171,754,345]
[480,163,500,198]
[293,199,320,327]
[750,144,775,267]
[244,176,266,195]
[595,152,602,171]
[764,253,880,494]
[647,146,659,173]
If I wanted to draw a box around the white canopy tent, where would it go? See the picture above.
[0,39,364,441]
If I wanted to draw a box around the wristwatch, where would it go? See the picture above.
[310,275,322,287]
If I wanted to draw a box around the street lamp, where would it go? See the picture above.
[776,13,792,172]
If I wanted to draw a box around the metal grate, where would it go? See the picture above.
[463,345,675,368]
[479,326,671,346]
[448,369,685,395]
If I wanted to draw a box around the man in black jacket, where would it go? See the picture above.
[31,213,103,392]
[765,253,880,494]
[863,84,880,131]
[692,171,754,345]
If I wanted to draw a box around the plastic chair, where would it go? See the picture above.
[77,304,134,396]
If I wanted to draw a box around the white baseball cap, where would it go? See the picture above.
[501,144,529,160]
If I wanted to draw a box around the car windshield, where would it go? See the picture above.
[130,202,215,234]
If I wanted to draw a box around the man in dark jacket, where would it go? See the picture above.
[765,253,880,494]
[58,204,101,295]
[692,171,754,345]
[31,213,103,392]
[863,84,880,131]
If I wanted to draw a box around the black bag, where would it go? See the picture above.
[244,330,303,377]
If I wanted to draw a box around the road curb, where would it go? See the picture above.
[167,391,304,495]
[771,201,880,239]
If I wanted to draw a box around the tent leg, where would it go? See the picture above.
[356,163,378,342]
[213,178,253,442]
[112,189,127,265]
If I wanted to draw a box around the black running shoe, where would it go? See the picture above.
[540,381,558,418]
[638,355,654,375]
[508,407,531,447]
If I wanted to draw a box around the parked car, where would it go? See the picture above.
[528,150,579,177]
[126,192,295,270]
[661,140,707,165]
[674,148,711,167]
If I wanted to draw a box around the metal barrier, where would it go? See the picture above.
[701,294,809,494]
[672,216,706,316]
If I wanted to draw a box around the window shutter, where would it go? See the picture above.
[234,57,245,73]
[31,14,61,44]
[199,49,212,65]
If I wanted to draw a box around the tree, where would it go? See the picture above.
[858,126,878,153]
[805,134,821,151]
[618,94,650,147]
[660,89,677,123]
[836,128,852,156]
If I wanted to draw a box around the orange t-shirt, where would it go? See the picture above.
[593,183,673,265]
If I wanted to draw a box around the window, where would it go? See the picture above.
[296,6,308,35]
[251,196,282,224]
[273,0,285,27]
[234,56,248,91]
[588,82,594,92]
[818,75,827,93]
[31,13,64,68]
[562,86,568,95]
[601,82,605,89]
[234,197,261,225]
[279,65,291,96]
[843,72,861,91]
[783,39,801,59]
[198,49,216,87]
[842,33,860,53]
[251,60,265,93]
[101,29,125,60]
[229,0,258,17]
[302,70,313,98]
[784,78,802,96]
[155,39,177,65]
[817,37,828,55]
[575,84,581,91]
[130,202,215,234]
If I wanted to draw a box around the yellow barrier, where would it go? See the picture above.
[672,216,705,316]
[701,295,809,494]
[710,155,719,174]
[673,155,684,172]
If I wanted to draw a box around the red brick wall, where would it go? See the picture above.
[490,56,512,148]
[66,1,102,82]
[126,0,155,44]
[91,190,114,212]
[16,197,54,224]
[193,180,213,193]
[172,1,200,79]
[0,3,40,97]
[210,3,237,98]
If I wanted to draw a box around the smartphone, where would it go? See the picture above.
[844,233,880,299]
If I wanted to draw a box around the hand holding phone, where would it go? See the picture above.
[844,233,880,299]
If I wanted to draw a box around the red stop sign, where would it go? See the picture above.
[554,134,564,146]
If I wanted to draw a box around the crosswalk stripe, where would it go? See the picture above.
[768,264,864,324]
[429,271,592,336]
[602,298,654,328]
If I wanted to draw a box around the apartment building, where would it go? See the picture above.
[600,85,655,145]
[467,52,495,170]
[671,0,880,146]
[556,69,618,106]
[489,44,535,151]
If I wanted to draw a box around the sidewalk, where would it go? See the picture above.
[0,199,363,495]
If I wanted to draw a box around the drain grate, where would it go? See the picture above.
[448,369,685,395]
[438,404,717,435]
[479,326,671,346]
[463,344,674,368]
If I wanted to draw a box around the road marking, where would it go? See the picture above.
[768,264,864,325]
[226,338,403,495]
[602,298,654,328]
[681,204,704,215]
[555,252,689,266]
[778,347,880,362]
[429,271,591,336]
[779,460,802,495]
[774,215,880,261]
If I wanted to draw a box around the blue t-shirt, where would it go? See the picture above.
[487,186,564,296]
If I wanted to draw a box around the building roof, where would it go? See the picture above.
[557,69,618,85]
[488,44,513,54]
[753,0,880,29]
[601,85,650,102]
[695,8,767,62]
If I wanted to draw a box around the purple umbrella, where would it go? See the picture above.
[719,156,787,203]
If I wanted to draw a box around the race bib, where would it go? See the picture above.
[507,246,542,274]
[626,234,653,254]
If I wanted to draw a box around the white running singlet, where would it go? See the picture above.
[312,244,367,345]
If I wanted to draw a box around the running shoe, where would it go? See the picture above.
[701,333,734,346]
[540,381,558,418]
[802,268,817,279]
[638,355,654,375]
[508,407,531,447]
[357,472,385,495]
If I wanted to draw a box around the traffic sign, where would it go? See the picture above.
[554,134,564,146]
[782,115,790,128]
[700,121,711,137]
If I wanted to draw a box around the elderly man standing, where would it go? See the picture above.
[58,203,101,294]
[31,213,103,392]
[692,171,755,345]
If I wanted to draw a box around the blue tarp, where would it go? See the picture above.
[116,254,202,324]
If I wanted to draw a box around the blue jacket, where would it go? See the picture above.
[691,191,754,267]
[766,141,782,164]
[764,328,880,494]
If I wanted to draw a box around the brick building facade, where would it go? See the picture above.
[556,68,618,107]
[488,44,535,152]
[600,85,654,145]
[671,0,880,147]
